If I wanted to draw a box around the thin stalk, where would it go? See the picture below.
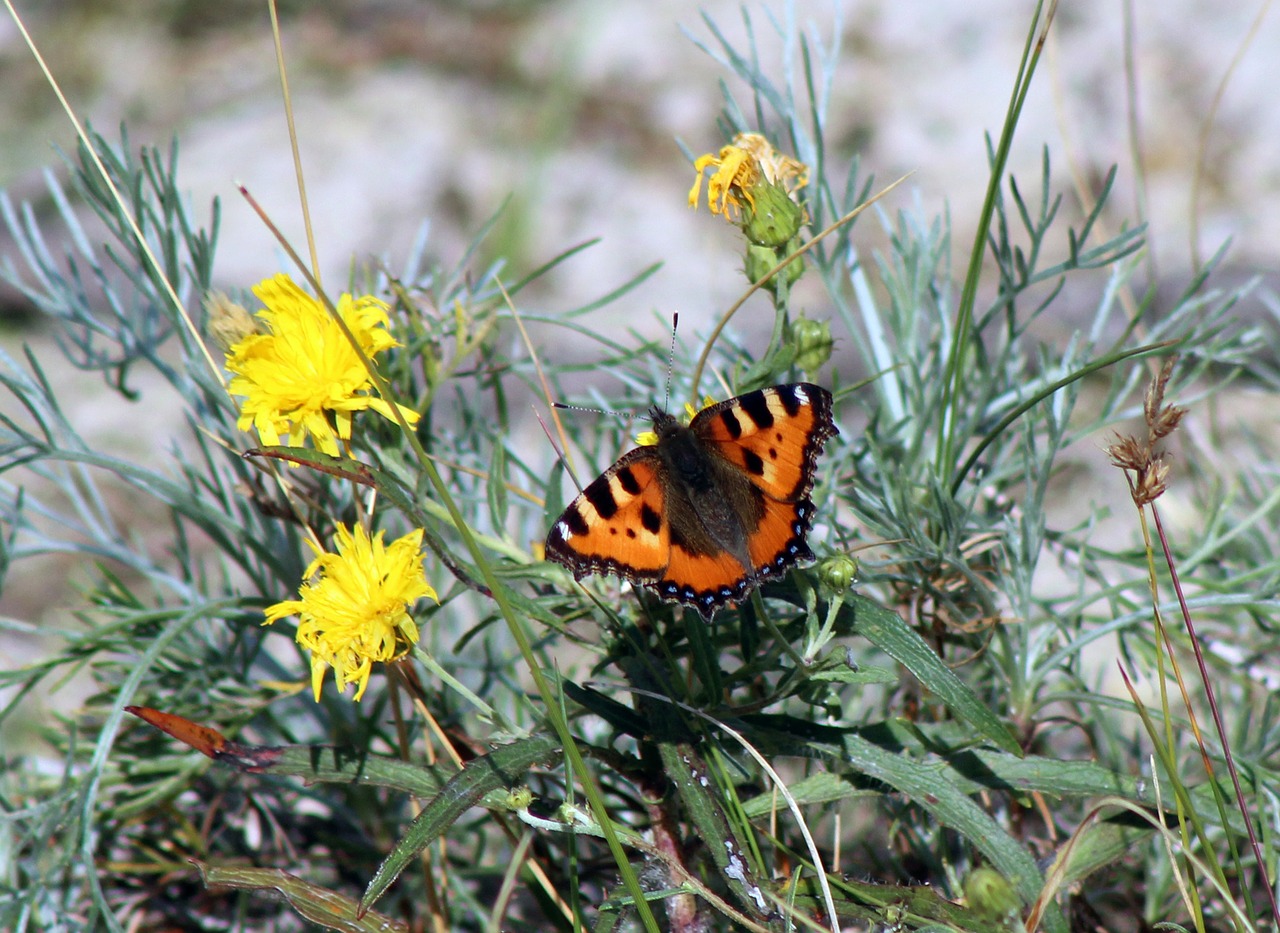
[937,0,1057,484]
[1153,501,1280,926]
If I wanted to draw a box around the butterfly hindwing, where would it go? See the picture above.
[745,495,816,574]
[657,543,753,612]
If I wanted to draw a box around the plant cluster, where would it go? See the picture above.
[3,3,1280,932]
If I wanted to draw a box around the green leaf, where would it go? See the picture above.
[808,664,897,685]
[740,771,874,819]
[661,742,774,923]
[849,594,1021,754]
[360,733,561,913]
[841,731,1067,933]
[1051,818,1150,887]
[561,681,651,738]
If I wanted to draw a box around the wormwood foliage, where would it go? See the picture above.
[3,5,1280,932]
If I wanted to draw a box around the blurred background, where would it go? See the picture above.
[4,1,1277,321]
[2,0,1278,714]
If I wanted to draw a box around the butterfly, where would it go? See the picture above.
[545,383,837,618]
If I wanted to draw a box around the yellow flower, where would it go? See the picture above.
[688,131,808,220]
[264,525,438,701]
[225,273,420,456]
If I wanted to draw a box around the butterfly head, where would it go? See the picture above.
[638,397,715,448]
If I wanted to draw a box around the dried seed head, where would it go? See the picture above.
[204,290,258,350]
[1109,359,1185,506]
[1143,358,1173,427]
[1106,433,1146,472]
[1150,402,1186,442]
[1133,456,1170,507]
[1144,358,1185,442]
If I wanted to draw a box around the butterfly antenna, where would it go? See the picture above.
[545,401,633,495]
[551,401,619,418]
[663,312,679,413]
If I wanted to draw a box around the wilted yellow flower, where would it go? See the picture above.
[204,290,258,350]
[225,273,420,456]
[688,131,808,222]
[264,525,437,701]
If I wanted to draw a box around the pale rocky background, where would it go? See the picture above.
[2,1,1279,719]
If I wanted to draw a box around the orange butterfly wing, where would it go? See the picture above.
[545,448,670,586]
[692,383,837,579]
[655,539,753,610]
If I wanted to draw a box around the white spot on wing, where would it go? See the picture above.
[765,392,788,421]
[606,474,633,504]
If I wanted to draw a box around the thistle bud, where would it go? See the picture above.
[504,785,534,811]
[817,553,857,594]
[963,866,1020,922]
[741,177,806,248]
[745,242,805,293]
[790,315,834,374]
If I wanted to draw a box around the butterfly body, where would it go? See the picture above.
[546,383,836,618]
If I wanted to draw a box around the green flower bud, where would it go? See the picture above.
[741,178,805,248]
[504,785,534,811]
[744,242,805,293]
[963,866,1020,922]
[818,554,857,594]
[790,315,834,374]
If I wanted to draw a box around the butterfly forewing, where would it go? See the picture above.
[694,384,835,502]
[545,448,669,584]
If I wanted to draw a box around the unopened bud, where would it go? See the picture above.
[790,315,834,374]
[964,866,1020,922]
[741,178,805,248]
[745,242,805,293]
[818,554,857,593]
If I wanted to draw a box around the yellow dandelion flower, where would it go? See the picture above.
[264,525,438,701]
[225,273,420,456]
[687,131,808,219]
